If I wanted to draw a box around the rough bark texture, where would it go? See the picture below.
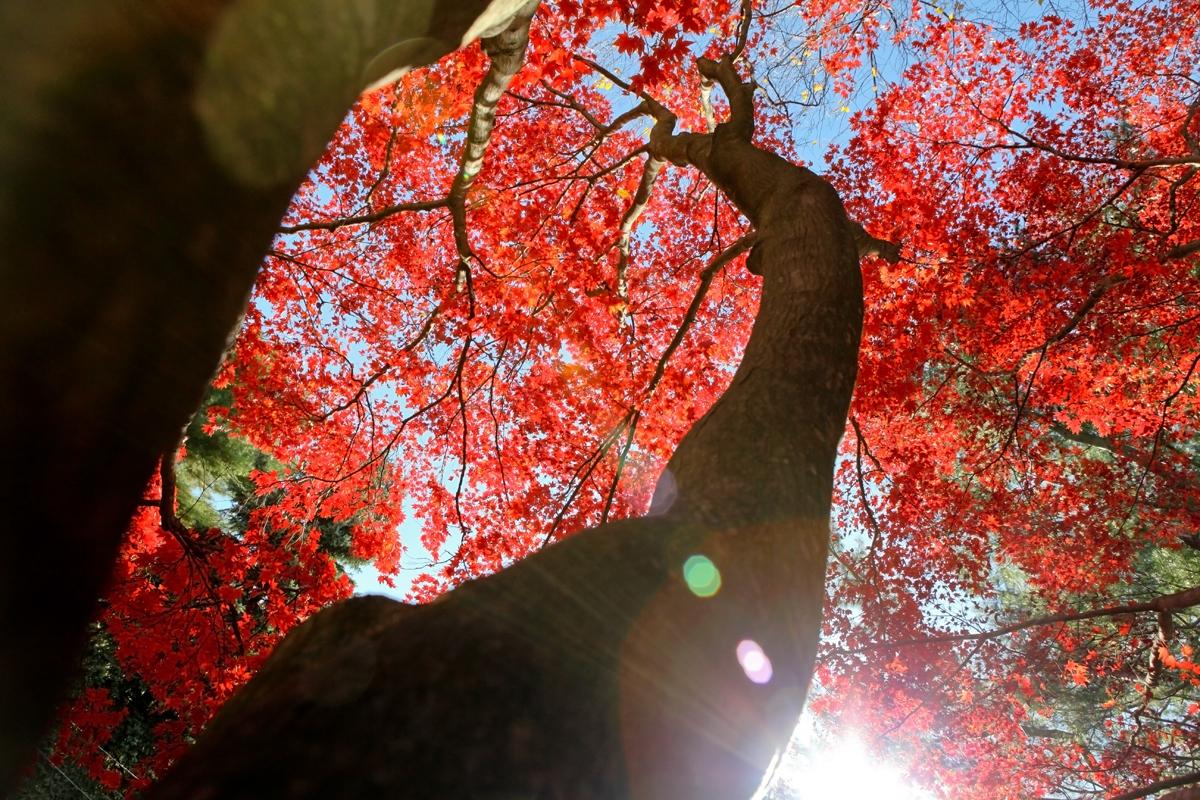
[148,57,893,800]
[448,2,541,265]
[0,1,536,790]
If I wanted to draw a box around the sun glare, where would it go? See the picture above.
[770,725,932,800]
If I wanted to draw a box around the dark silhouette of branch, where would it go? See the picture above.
[1110,770,1200,800]
[279,198,447,233]
[853,585,1200,651]
[643,233,758,396]
[1168,239,1200,260]
[158,448,245,657]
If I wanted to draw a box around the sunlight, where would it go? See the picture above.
[769,723,933,800]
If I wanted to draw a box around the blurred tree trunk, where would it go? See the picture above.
[0,0,533,789]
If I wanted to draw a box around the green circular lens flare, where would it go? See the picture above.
[683,554,722,598]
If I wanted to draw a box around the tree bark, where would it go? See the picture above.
[148,57,894,799]
[0,1,537,790]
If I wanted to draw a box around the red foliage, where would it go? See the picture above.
[49,0,1200,796]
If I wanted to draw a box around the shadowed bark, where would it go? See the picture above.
[0,1,539,790]
[148,56,897,800]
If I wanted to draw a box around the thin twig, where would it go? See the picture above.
[643,232,758,397]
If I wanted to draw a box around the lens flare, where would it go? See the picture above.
[682,554,722,597]
[737,639,773,684]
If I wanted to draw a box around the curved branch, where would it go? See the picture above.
[448,2,540,265]
[614,153,666,304]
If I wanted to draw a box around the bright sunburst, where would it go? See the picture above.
[767,719,933,800]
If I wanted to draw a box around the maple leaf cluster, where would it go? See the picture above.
[28,0,1200,797]
[820,0,1200,794]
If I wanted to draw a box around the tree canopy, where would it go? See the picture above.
[22,0,1200,797]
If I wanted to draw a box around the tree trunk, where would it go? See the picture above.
[0,1,537,790]
[148,57,894,800]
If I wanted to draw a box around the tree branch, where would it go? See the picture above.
[643,233,758,397]
[731,0,754,62]
[855,585,1200,651]
[699,79,718,133]
[312,302,443,421]
[1110,771,1200,800]
[158,446,187,536]
[574,56,642,97]
[278,198,446,233]
[448,2,540,268]
[1167,239,1200,260]
[614,152,666,306]
[573,233,758,531]
[1036,275,1125,351]
[157,446,245,657]
[981,118,1200,170]
[281,5,540,256]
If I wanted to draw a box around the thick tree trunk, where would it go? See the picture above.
[0,1,536,790]
[148,58,893,800]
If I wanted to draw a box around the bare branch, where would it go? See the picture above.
[1181,98,1200,156]
[848,416,884,566]
[1110,771,1200,800]
[602,103,653,139]
[975,119,1200,170]
[158,446,187,536]
[854,585,1200,651]
[574,56,641,97]
[559,234,757,534]
[850,220,901,263]
[731,0,754,62]
[284,6,540,254]
[600,411,640,525]
[702,0,752,139]
[449,3,539,206]
[643,233,758,396]
[537,81,605,130]
[279,198,446,233]
[698,78,717,133]
[312,302,443,421]
[696,57,755,141]
[541,410,638,544]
